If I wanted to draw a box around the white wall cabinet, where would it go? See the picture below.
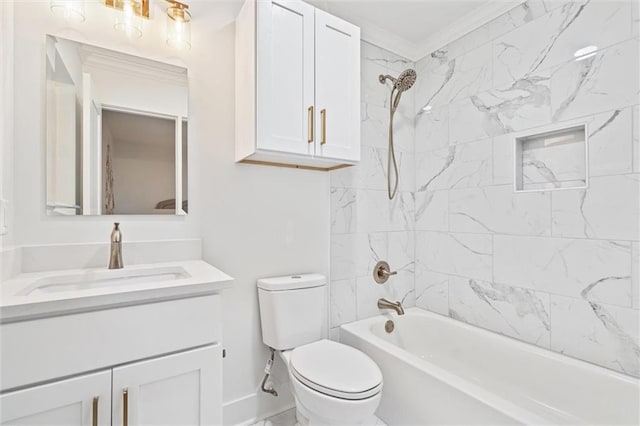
[236,0,360,170]
[314,8,360,163]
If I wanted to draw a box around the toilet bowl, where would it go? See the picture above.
[281,340,382,425]
[257,274,383,425]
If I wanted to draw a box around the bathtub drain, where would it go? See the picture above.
[385,320,395,333]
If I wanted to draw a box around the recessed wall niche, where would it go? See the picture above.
[514,124,588,192]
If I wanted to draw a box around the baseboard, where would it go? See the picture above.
[223,390,295,426]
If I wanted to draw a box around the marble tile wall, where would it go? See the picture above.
[329,42,416,338]
[414,0,639,377]
[330,0,638,378]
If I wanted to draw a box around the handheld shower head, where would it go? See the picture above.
[379,69,417,93]
[379,68,417,200]
[395,69,416,92]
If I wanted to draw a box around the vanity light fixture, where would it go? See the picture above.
[165,0,191,50]
[109,0,147,39]
[52,0,192,48]
[50,0,86,23]
[574,45,598,61]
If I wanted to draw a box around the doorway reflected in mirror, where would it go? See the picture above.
[45,35,188,216]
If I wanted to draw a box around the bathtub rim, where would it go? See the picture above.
[340,307,639,425]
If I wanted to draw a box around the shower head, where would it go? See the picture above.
[379,69,417,93]
[395,69,416,92]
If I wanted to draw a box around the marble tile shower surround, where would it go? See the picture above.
[330,0,640,378]
[330,41,417,332]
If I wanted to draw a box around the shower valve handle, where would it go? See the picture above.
[380,269,397,277]
[373,261,397,284]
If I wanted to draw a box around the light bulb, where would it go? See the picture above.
[50,0,85,23]
[166,3,191,50]
[114,0,143,39]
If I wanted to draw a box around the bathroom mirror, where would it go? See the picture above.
[45,35,188,216]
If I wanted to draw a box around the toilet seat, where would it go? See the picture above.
[290,340,383,400]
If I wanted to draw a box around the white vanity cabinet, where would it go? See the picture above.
[1,346,219,426]
[0,293,226,426]
[236,0,360,170]
[0,371,111,426]
[111,346,220,426]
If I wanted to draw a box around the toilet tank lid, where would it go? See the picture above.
[257,274,326,291]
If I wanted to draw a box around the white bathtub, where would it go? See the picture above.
[340,308,639,425]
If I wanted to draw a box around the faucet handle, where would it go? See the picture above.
[373,261,397,284]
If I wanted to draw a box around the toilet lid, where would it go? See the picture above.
[290,340,383,400]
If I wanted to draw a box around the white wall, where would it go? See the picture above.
[1,1,15,249]
[111,139,175,214]
[10,1,329,422]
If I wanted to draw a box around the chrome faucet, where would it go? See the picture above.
[377,298,404,315]
[109,222,123,269]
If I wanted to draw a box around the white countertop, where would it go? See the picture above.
[1,260,233,323]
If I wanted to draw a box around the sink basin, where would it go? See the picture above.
[19,266,190,296]
[1,260,233,323]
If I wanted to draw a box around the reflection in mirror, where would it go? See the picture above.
[45,35,188,216]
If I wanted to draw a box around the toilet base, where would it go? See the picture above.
[294,405,309,426]
[292,389,381,426]
[294,397,352,426]
[278,348,382,426]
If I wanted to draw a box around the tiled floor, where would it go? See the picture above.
[249,408,387,426]
[249,409,297,426]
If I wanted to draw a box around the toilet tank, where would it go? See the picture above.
[257,274,326,350]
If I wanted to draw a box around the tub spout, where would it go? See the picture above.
[377,298,405,315]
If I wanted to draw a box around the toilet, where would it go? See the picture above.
[257,274,383,425]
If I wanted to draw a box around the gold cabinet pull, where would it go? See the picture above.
[122,389,128,426]
[92,396,99,426]
[320,108,327,145]
[307,106,314,143]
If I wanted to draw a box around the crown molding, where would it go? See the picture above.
[359,0,525,62]
[412,0,525,60]
[339,13,422,63]
[79,44,188,86]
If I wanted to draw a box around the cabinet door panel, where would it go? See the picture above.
[315,9,360,161]
[0,371,111,426]
[256,0,315,155]
[112,345,221,426]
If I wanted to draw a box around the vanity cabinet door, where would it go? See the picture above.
[255,0,315,156]
[111,345,221,426]
[0,370,111,426]
[314,8,360,162]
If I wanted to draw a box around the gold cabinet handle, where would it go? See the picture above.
[122,389,128,426]
[320,108,326,145]
[92,396,99,426]
[307,106,314,143]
